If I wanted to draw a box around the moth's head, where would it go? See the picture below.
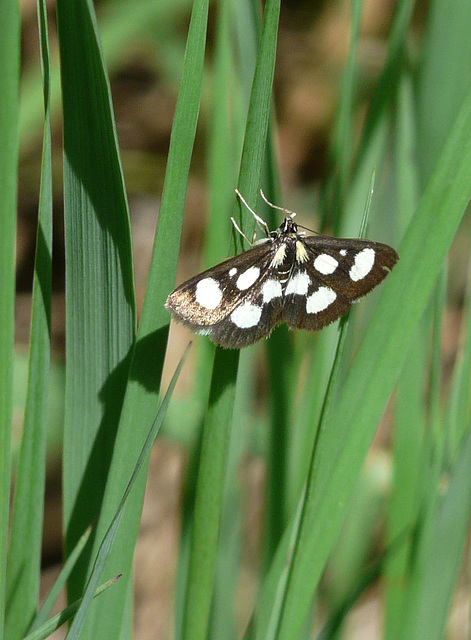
[272,214,297,237]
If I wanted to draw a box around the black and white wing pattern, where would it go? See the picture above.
[282,235,398,331]
[165,242,285,348]
[165,215,398,349]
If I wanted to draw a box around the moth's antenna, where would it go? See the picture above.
[235,189,270,236]
[297,222,320,236]
[260,189,296,219]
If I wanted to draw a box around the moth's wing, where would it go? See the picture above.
[303,236,398,299]
[205,278,284,348]
[283,236,398,330]
[282,276,352,330]
[165,242,283,348]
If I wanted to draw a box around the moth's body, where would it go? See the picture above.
[165,214,398,349]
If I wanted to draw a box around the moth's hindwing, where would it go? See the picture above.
[165,216,399,349]
[282,236,398,330]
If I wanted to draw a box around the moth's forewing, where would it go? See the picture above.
[165,243,270,326]
[165,242,285,347]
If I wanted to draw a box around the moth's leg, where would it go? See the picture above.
[230,217,253,246]
[235,189,271,237]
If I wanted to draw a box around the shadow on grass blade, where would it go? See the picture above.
[64,343,191,640]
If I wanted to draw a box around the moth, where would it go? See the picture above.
[165,191,399,349]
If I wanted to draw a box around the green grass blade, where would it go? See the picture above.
[275,83,471,640]
[269,181,373,639]
[209,351,254,639]
[267,318,351,640]
[57,0,136,613]
[236,0,281,225]
[236,0,287,571]
[194,0,245,400]
[357,0,415,167]
[444,271,471,459]
[416,0,471,184]
[180,1,280,638]
[175,2,248,633]
[5,0,52,637]
[23,576,121,640]
[251,81,471,640]
[241,2,289,569]
[233,0,288,568]
[206,0,245,269]
[341,0,414,238]
[390,242,471,639]
[394,74,420,227]
[29,525,93,633]
[77,0,210,635]
[65,345,189,639]
[181,347,240,640]
[399,427,471,640]
[321,0,362,230]
[384,332,427,637]
[264,327,294,562]
[0,1,20,637]
[384,71,426,637]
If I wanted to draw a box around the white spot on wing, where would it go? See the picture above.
[350,248,375,281]
[262,279,282,303]
[306,287,337,314]
[231,303,262,328]
[195,278,223,309]
[340,249,347,256]
[314,254,338,275]
[237,266,260,290]
[285,272,310,296]
[198,328,212,336]
[229,268,237,277]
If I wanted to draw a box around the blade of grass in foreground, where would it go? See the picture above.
[28,526,93,633]
[175,1,250,633]
[0,1,20,637]
[194,0,244,401]
[65,344,190,640]
[57,0,136,622]
[79,0,209,636]
[180,2,280,639]
[23,577,120,640]
[250,82,471,640]
[5,0,52,636]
